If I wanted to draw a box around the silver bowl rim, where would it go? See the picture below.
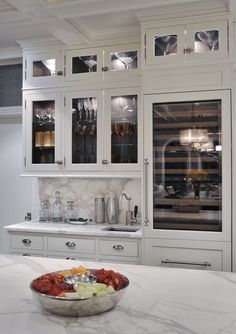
[30,269,129,301]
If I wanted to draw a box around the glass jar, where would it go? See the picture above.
[52,191,64,222]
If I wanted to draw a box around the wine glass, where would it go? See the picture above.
[114,51,137,69]
[77,98,84,121]
[119,97,128,110]
[91,97,97,120]
[197,31,219,51]
[79,56,97,72]
[155,35,177,56]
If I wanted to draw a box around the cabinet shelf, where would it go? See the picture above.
[155,198,220,206]
[154,168,220,174]
[154,121,219,129]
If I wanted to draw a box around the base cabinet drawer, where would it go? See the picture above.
[10,251,44,258]
[47,252,96,261]
[144,239,231,271]
[47,236,95,254]
[99,239,139,258]
[10,233,44,251]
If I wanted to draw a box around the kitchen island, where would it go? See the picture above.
[1,254,236,334]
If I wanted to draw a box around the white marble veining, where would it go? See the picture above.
[4,220,142,238]
[38,177,141,223]
[1,254,236,333]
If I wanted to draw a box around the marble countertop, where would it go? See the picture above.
[4,220,142,239]
[1,254,236,334]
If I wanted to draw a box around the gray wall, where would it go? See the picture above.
[0,64,22,107]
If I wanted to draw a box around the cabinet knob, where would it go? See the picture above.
[102,66,109,72]
[66,257,76,260]
[22,253,31,256]
[112,244,124,250]
[65,241,76,248]
[22,238,32,245]
[102,159,109,165]
[56,160,63,165]
[183,47,193,54]
[56,70,64,76]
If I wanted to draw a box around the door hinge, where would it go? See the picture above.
[24,100,26,109]
[64,156,66,166]
[24,60,27,81]
[64,96,66,107]
[24,156,26,167]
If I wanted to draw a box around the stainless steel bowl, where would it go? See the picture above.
[30,270,129,317]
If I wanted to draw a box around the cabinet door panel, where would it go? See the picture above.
[64,90,103,171]
[186,20,228,61]
[103,87,142,171]
[146,25,185,65]
[144,90,231,241]
[24,51,63,87]
[24,91,63,172]
[103,44,140,77]
[65,48,103,81]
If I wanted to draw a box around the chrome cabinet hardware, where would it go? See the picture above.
[102,66,109,72]
[112,244,124,250]
[102,159,109,164]
[56,160,63,165]
[161,259,211,267]
[66,257,76,260]
[22,253,31,256]
[24,212,31,221]
[22,239,32,245]
[144,158,149,227]
[65,241,76,248]
[183,47,194,54]
[56,70,63,76]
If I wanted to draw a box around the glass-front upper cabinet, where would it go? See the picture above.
[64,90,103,171]
[24,92,62,172]
[104,88,142,171]
[144,90,231,240]
[24,51,64,87]
[65,44,140,81]
[145,19,228,66]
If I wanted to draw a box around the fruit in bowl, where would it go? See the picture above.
[30,266,129,317]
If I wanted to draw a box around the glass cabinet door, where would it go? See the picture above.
[24,92,62,171]
[64,90,103,171]
[184,20,227,61]
[65,48,103,81]
[104,88,141,171]
[146,25,185,65]
[24,51,63,86]
[103,44,140,77]
[144,91,231,240]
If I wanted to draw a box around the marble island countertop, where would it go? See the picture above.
[1,254,236,334]
[4,220,142,238]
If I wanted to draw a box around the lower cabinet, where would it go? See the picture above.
[8,231,141,265]
[144,238,231,271]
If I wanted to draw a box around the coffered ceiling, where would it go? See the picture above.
[0,0,234,58]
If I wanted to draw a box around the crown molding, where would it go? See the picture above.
[17,37,64,49]
[0,46,22,59]
[136,0,229,22]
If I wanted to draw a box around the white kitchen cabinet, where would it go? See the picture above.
[7,230,141,264]
[144,18,228,67]
[143,90,231,270]
[65,44,140,81]
[64,87,142,172]
[144,239,231,271]
[23,50,64,88]
[24,90,63,172]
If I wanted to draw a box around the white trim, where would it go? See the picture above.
[0,106,22,118]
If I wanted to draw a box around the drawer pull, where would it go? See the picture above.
[112,244,124,251]
[22,253,31,256]
[66,257,76,260]
[22,239,32,245]
[161,259,211,267]
[65,241,76,248]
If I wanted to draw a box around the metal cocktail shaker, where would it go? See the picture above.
[94,196,105,223]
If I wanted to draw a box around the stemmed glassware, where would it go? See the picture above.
[155,35,177,56]
[197,31,219,51]
[114,51,137,69]
[79,56,97,72]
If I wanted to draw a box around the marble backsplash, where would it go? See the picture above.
[38,178,142,224]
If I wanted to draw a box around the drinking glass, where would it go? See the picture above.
[197,30,219,51]
[79,56,97,72]
[155,35,177,56]
[114,51,137,69]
